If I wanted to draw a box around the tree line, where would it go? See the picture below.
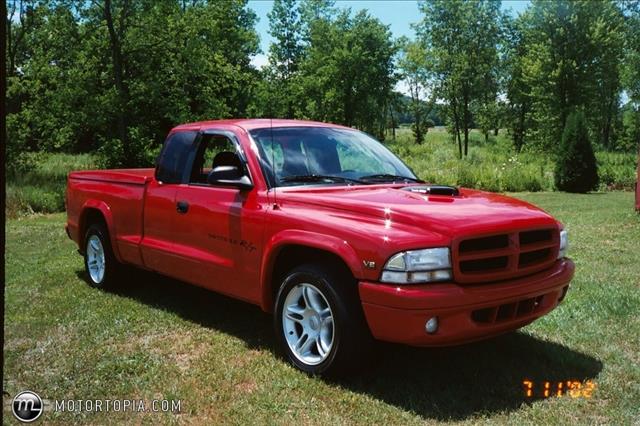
[5,0,640,169]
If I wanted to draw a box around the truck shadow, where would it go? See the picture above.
[78,268,603,421]
[332,335,602,420]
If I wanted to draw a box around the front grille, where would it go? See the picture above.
[520,229,553,245]
[460,256,509,273]
[454,228,560,284]
[471,285,569,324]
[471,295,545,324]
[519,248,552,267]
[459,234,509,252]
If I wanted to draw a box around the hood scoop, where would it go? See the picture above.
[402,185,460,196]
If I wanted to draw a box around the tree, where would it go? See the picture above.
[299,0,335,40]
[474,100,500,143]
[6,0,36,78]
[519,1,626,151]
[588,2,625,149]
[385,91,405,140]
[621,1,640,105]
[620,1,640,154]
[266,0,304,118]
[6,2,89,155]
[503,12,531,151]
[101,0,132,159]
[397,38,432,144]
[6,0,260,167]
[618,103,640,153]
[415,0,503,157]
[554,111,599,192]
[298,9,398,136]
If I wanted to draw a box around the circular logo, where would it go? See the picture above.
[12,391,43,423]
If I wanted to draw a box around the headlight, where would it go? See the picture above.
[381,247,452,284]
[558,229,569,259]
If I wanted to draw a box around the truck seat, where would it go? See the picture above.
[212,151,241,169]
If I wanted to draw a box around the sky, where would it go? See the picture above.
[247,0,531,69]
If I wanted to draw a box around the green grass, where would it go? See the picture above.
[4,192,639,424]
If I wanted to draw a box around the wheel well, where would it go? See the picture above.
[267,245,355,310]
[79,208,107,250]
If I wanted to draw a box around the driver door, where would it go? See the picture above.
[169,130,265,303]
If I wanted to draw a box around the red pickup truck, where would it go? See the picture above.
[66,119,574,375]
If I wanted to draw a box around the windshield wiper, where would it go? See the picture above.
[280,174,365,185]
[359,174,424,183]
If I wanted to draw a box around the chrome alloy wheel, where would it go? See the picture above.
[86,235,106,284]
[282,283,335,365]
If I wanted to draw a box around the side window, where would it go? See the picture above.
[156,131,197,184]
[189,135,239,184]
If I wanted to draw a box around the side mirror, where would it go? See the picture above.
[207,165,253,190]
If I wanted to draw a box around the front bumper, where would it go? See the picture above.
[358,259,574,346]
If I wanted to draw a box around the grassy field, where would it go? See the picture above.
[4,192,639,424]
[6,153,98,218]
[386,127,637,193]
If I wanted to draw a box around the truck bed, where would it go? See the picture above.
[66,168,155,267]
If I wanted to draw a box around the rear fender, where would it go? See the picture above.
[79,200,122,262]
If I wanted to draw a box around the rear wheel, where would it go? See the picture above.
[274,262,371,376]
[84,223,118,289]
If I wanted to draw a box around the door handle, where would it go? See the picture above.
[176,201,189,214]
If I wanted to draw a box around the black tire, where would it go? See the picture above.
[83,223,119,289]
[274,262,372,376]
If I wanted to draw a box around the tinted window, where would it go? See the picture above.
[156,131,197,183]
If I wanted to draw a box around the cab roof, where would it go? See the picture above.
[171,118,353,133]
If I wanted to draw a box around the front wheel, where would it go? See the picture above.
[274,263,371,376]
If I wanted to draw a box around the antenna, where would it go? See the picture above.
[270,117,278,209]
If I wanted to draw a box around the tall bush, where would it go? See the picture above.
[554,111,599,192]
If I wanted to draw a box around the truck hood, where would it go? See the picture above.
[279,185,559,238]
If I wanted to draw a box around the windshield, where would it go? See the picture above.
[250,127,418,187]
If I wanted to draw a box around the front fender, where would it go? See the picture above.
[259,229,364,312]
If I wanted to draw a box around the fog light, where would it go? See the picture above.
[425,316,439,334]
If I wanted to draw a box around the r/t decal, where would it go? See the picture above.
[208,233,257,253]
